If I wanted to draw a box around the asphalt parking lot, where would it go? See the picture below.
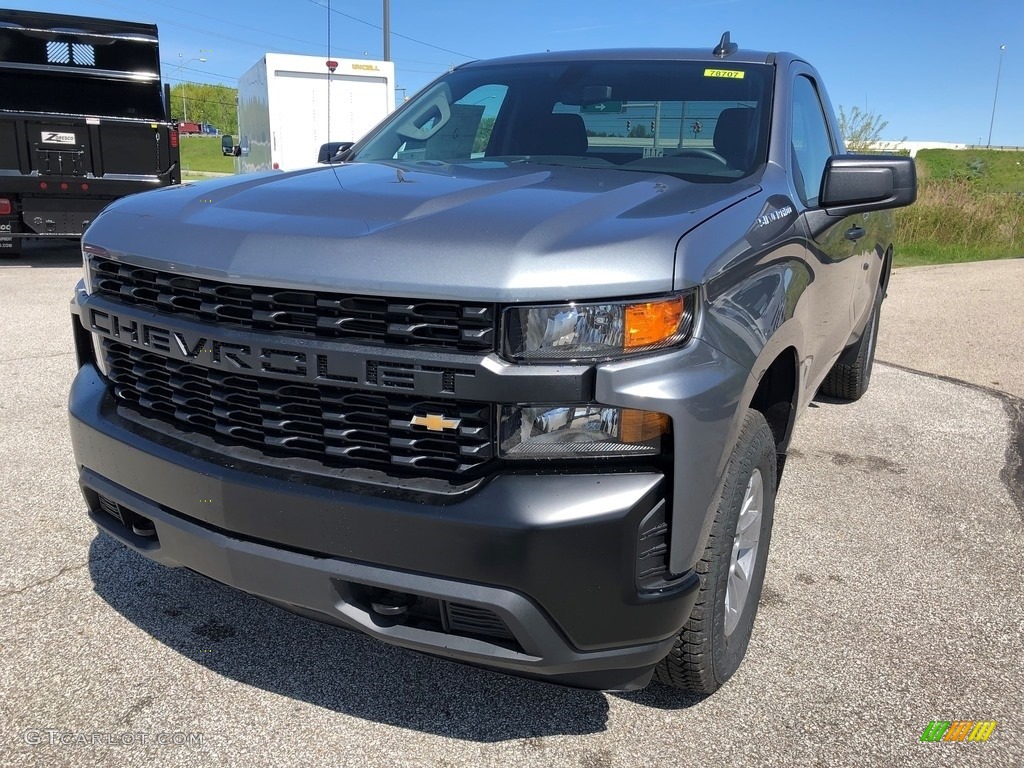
[1,242,1021,767]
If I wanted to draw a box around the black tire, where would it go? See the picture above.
[654,409,776,694]
[819,288,882,402]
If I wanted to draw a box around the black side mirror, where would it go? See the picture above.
[318,141,355,164]
[232,145,241,158]
[818,154,917,216]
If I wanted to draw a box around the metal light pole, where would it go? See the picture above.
[177,53,207,123]
[987,44,1006,147]
[383,0,391,61]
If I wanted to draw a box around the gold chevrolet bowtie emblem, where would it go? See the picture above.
[410,413,462,432]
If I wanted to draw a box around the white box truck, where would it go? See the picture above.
[236,53,395,173]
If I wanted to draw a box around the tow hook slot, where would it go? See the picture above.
[132,519,157,538]
[370,590,413,618]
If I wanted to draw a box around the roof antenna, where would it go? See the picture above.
[326,0,332,147]
[713,31,738,58]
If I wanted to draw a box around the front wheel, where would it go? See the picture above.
[654,409,776,694]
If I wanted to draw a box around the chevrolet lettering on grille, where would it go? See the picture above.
[84,304,478,396]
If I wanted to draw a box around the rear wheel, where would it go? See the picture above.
[819,288,882,402]
[655,409,776,694]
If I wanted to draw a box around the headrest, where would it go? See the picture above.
[713,108,756,171]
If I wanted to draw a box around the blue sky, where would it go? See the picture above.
[9,0,1022,145]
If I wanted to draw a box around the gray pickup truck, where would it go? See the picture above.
[68,35,915,694]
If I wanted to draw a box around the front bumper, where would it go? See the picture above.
[70,363,700,690]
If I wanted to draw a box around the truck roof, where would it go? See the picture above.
[457,47,784,69]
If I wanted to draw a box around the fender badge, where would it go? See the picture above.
[410,414,462,432]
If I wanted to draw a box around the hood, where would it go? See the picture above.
[86,161,759,302]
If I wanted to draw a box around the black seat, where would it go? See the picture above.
[515,113,588,156]
[713,108,757,171]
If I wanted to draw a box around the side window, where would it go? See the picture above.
[791,76,834,207]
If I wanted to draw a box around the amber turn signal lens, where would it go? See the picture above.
[619,409,670,443]
[624,295,686,349]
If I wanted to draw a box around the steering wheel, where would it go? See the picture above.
[669,148,729,166]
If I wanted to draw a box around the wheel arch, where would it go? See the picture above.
[880,243,894,296]
[747,345,800,482]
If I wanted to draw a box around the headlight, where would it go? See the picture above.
[502,291,695,362]
[500,405,669,459]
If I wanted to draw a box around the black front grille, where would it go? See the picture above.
[446,602,515,640]
[88,257,496,352]
[97,494,123,522]
[103,340,494,479]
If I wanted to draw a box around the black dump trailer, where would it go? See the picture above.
[0,9,180,255]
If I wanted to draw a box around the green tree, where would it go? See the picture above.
[628,123,649,139]
[473,116,496,154]
[838,105,903,153]
[170,83,238,135]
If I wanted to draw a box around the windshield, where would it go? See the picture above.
[354,59,773,182]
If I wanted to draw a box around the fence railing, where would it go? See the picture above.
[964,145,1024,151]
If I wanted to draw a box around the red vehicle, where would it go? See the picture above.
[177,121,201,134]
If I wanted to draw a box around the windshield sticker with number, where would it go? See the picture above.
[704,69,745,79]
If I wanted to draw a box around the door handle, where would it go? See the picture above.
[845,226,866,242]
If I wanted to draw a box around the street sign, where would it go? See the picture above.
[581,101,623,114]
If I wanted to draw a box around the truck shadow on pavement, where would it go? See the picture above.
[88,535,619,741]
